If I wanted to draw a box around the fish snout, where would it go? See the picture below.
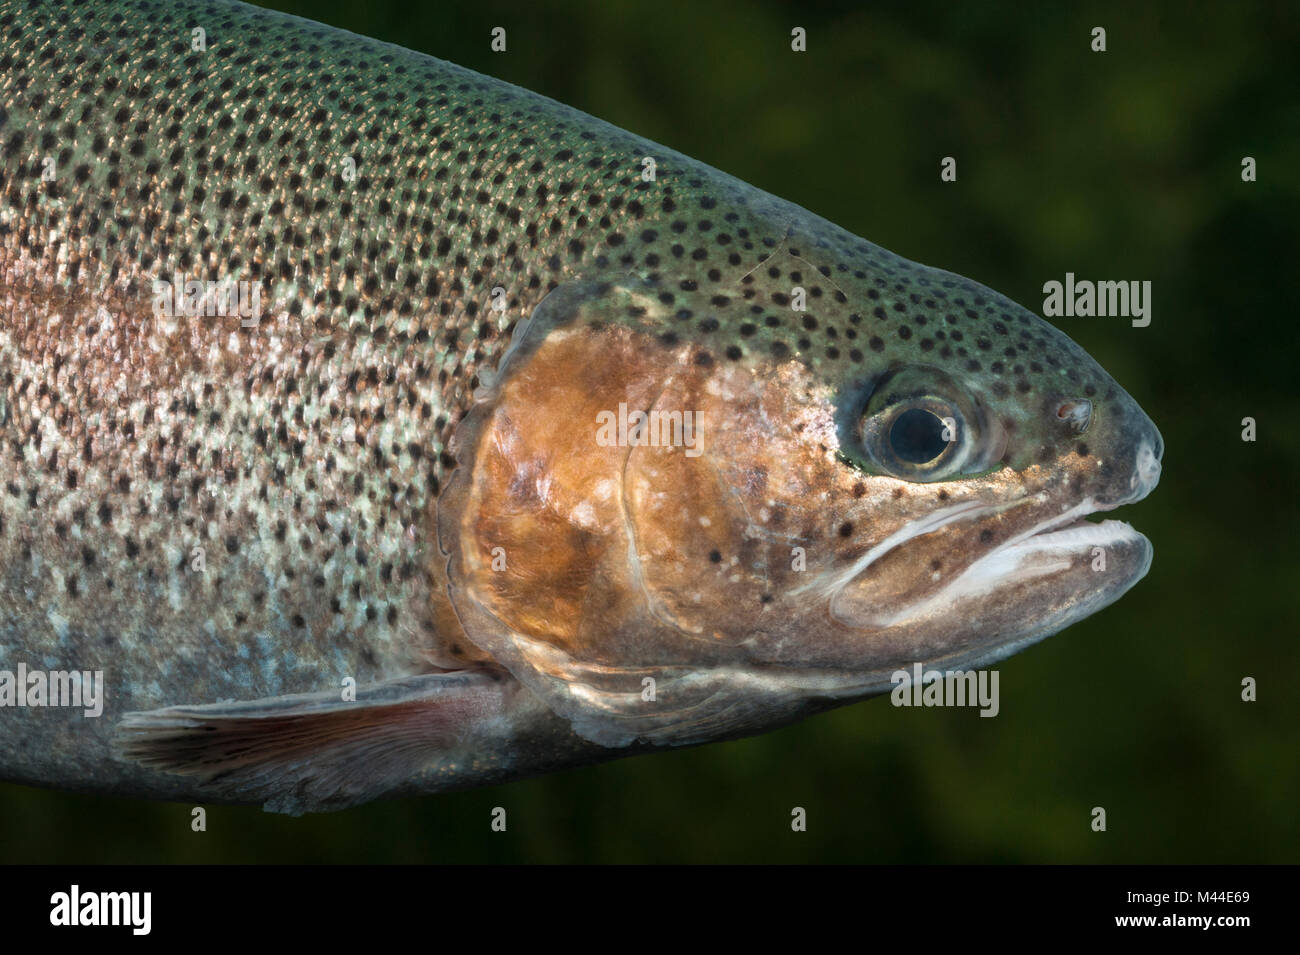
[1089,400,1162,510]
[1124,397,1163,500]
[1132,437,1162,499]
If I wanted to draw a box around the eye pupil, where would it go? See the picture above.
[889,408,948,464]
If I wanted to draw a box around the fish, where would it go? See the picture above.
[0,0,1162,814]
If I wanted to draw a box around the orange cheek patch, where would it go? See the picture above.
[440,307,868,672]
[440,323,680,657]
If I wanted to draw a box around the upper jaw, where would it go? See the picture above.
[1006,433,1162,552]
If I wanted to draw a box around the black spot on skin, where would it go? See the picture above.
[838,522,853,537]
[979,529,994,543]
[709,550,722,563]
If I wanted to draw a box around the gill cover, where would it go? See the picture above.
[437,279,855,747]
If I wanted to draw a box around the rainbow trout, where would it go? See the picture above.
[0,0,1162,813]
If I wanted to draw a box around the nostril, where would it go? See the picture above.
[1056,399,1092,434]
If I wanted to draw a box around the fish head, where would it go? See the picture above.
[439,213,1162,747]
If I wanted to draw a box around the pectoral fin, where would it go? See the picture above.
[116,670,509,815]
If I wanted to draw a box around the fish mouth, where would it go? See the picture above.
[976,433,1163,598]
[742,490,1157,705]
[827,486,1155,644]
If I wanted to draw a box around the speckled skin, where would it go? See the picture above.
[0,0,1160,809]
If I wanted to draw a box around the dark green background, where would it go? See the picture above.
[4,0,1297,863]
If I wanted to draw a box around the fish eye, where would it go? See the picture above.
[888,407,950,464]
[839,366,1001,482]
[860,397,965,479]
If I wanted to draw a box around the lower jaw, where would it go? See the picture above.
[828,517,1152,634]
[929,517,1152,606]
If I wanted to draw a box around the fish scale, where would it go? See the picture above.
[0,0,1161,812]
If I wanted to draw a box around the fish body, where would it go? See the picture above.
[0,0,1161,813]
